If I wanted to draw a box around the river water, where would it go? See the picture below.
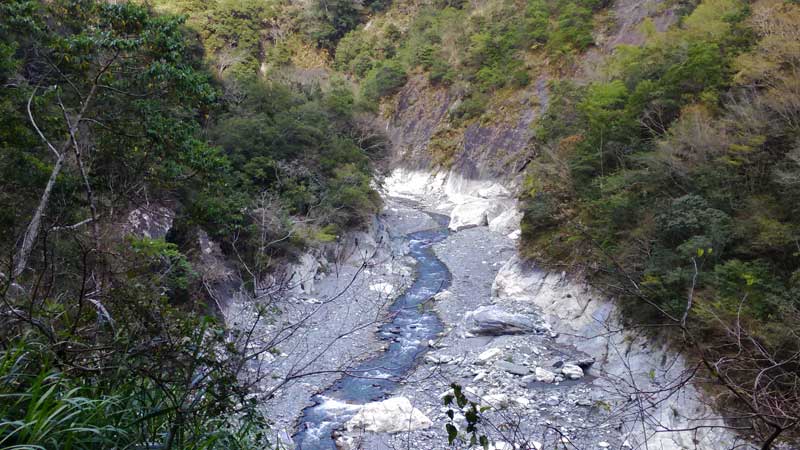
[293,212,451,449]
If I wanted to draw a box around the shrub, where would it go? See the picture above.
[449,93,488,122]
[361,60,408,102]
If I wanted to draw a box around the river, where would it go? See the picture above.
[293,211,451,449]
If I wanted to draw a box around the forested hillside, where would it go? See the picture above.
[0,0,380,447]
[2,0,799,447]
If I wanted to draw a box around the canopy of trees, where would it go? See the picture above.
[0,0,383,447]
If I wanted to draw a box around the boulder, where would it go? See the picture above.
[495,361,530,376]
[481,394,511,410]
[369,282,395,295]
[464,305,546,336]
[490,441,514,450]
[477,183,511,199]
[561,363,584,380]
[345,397,432,433]
[534,367,557,383]
[568,357,596,369]
[449,200,505,231]
[433,290,454,302]
[488,208,523,235]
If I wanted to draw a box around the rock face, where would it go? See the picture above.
[488,208,523,235]
[383,168,521,236]
[287,253,320,295]
[449,200,504,231]
[463,305,546,336]
[491,254,738,450]
[123,204,174,239]
[345,397,432,433]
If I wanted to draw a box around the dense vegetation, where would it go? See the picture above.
[519,0,800,441]
[0,0,381,447]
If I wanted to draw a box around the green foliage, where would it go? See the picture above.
[547,2,595,54]
[0,338,268,450]
[656,195,732,249]
[519,0,800,364]
[361,60,407,101]
[0,356,126,448]
[305,0,363,49]
[442,383,490,448]
[449,93,488,123]
[198,78,382,269]
[330,0,613,102]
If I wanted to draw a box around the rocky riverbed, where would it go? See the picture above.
[223,169,752,450]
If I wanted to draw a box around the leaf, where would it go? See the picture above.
[446,424,458,444]
[480,435,489,449]
[465,409,478,424]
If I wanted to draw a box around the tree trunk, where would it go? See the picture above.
[13,152,66,278]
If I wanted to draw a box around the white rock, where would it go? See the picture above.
[490,441,513,450]
[477,183,511,198]
[334,434,356,450]
[368,282,395,295]
[449,200,505,231]
[561,363,584,380]
[477,348,503,363]
[515,397,530,407]
[433,290,454,301]
[534,367,557,383]
[448,201,488,231]
[532,441,543,450]
[288,253,320,295]
[488,208,522,235]
[481,394,510,409]
[345,397,432,433]
[598,442,610,448]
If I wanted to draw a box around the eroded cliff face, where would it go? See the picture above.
[381,73,545,183]
[492,257,735,450]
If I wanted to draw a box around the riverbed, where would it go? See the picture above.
[294,210,451,449]
[234,192,747,450]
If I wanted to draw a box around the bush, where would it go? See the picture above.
[449,92,488,122]
[361,60,408,102]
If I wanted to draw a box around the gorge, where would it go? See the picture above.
[2,0,799,448]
